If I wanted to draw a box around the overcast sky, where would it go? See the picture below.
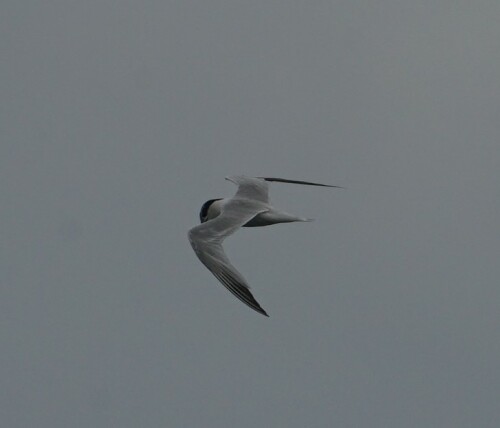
[2,1,500,427]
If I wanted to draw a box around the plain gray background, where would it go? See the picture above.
[2,1,499,427]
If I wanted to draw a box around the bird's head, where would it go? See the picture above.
[199,198,223,223]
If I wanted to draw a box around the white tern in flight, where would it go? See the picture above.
[188,176,342,316]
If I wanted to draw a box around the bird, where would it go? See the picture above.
[188,176,342,316]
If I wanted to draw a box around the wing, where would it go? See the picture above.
[188,198,269,316]
[225,175,343,205]
[225,176,270,203]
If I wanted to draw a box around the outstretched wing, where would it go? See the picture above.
[188,198,269,316]
[225,175,343,205]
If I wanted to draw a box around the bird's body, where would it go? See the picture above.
[188,176,341,316]
[200,197,310,227]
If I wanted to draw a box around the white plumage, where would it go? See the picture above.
[188,176,341,316]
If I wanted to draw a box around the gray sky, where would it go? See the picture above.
[2,1,500,427]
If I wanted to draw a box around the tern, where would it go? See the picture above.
[188,176,342,316]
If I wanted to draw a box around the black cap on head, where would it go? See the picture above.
[199,199,222,223]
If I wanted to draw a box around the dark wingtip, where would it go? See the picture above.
[246,297,269,317]
[251,303,269,317]
[260,177,344,189]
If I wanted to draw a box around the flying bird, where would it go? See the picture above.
[188,176,342,316]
